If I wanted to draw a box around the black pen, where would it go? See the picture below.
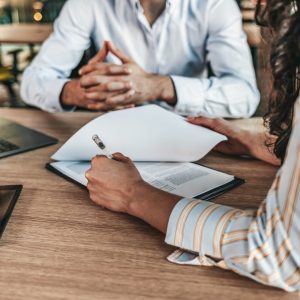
[92,134,113,159]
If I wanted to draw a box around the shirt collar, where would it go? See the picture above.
[129,0,177,14]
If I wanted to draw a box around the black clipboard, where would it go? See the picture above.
[0,185,23,238]
[46,163,244,201]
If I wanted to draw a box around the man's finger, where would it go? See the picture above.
[112,104,135,111]
[85,81,132,94]
[88,41,109,65]
[79,63,132,76]
[85,90,126,101]
[80,71,132,89]
[86,92,110,101]
[86,101,112,111]
[107,41,132,64]
[80,74,107,87]
[106,81,132,92]
[106,89,135,105]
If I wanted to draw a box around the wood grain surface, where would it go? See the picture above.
[0,24,53,44]
[0,108,299,300]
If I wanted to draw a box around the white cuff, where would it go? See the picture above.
[43,78,73,112]
[170,75,205,116]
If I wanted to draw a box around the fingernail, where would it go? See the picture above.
[107,82,125,91]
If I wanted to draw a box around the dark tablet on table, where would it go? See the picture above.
[0,185,22,238]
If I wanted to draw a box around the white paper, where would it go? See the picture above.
[52,105,226,162]
[50,161,234,198]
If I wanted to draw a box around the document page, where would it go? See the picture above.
[137,163,234,198]
[50,161,234,198]
[52,105,226,162]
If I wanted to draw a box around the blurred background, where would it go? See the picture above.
[0,0,270,116]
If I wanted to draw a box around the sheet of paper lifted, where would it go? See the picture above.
[48,105,242,199]
[49,161,234,198]
[52,105,226,162]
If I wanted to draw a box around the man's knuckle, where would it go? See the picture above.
[104,65,111,73]
[125,93,132,100]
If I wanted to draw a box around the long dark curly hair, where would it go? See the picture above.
[256,0,300,162]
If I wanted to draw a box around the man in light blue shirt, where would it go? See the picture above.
[21,0,259,117]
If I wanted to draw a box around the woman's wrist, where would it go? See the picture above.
[127,181,182,233]
[126,181,147,215]
[239,125,281,166]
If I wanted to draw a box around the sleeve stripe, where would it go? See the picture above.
[249,241,273,260]
[269,175,281,192]
[223,226,260,240]
[283,146,300,231]
[287,175,300,234]
[229,235,293,268]
[255,270,281,284]
[214,209,241,257]
[193,204,220,252]
[234,208,281,260]
[223,236,248,246]
[223,207,281,254]
[286,268,300,286]
[265,207,281,237]
[174,200,203,246]
[167,249,185,262]
[223,229,248,241]
[275,239,293,267]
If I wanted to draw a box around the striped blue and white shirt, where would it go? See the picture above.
[166,97,300,292]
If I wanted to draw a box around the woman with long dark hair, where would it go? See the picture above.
[85,0,300,291]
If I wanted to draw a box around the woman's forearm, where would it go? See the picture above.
[128,182,182,233]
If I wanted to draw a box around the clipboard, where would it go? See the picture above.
[46,163,244,201]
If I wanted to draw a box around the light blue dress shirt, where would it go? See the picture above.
[21,0,259,116]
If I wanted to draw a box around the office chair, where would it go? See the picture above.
[0,46,23,105]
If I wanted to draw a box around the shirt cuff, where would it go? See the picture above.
[170,76,205,116]
[43,78,74,112]
[165,198,240,259]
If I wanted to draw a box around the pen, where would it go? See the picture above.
[92,134,113,159]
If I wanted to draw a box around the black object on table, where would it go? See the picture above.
[0,185,22,238]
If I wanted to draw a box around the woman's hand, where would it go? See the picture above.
[85,152,145,213]
[85,152,181,232]
[188,117,281,166]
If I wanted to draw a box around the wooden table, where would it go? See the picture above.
[0,108,298,300]
[0,24,53,44]
[0,22,260,48]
